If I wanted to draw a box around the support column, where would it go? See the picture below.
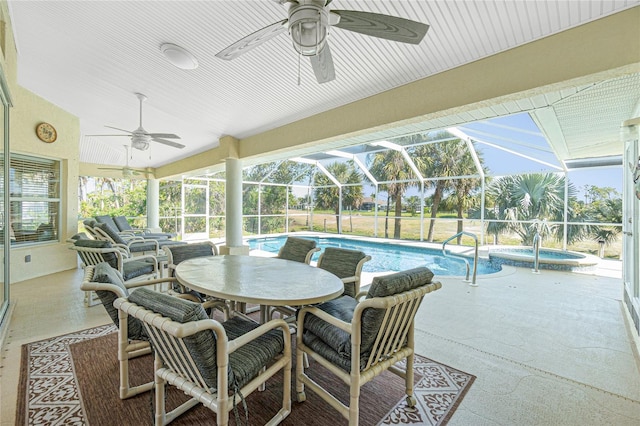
[220,136,249,255]
[147,178,160,231]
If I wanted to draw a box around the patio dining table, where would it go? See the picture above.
[174,255,344,322]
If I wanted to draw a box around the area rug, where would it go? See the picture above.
[17,325,475,425]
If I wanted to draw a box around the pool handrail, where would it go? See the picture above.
[442,231,479,286]
[532,232,541,274]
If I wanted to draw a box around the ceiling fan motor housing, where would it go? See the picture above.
[131,129,151,150]
[289,4,329,56]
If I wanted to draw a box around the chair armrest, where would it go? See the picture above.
[123,253,157,264]
[127,238,159,253]
[355,290,368,301]
[111,243,132,256]
[341,276,357,284]
[297,305,353,334]
[227,318,291,355]
[124,276,178,290]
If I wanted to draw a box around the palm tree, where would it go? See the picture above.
[313,161,363,233]
[367,133,433,239]
[414,139,473,242]
[486,173,579,245]
[367,149,416,239]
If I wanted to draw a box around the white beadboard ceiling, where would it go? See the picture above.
[7,0,640,171]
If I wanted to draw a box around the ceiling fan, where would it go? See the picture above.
[98,146,146,178]
[88,93,185,151]
[215,0,429,84]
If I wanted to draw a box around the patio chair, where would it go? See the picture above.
[163,241,230,318]
[295,267,442,426]
[81,262,195,399]
[71,239,159,306]
[317,247,371,298]
[113,215,177,239]
[276,236,320,264]
[260,237,319,320]
[114,287,292,425]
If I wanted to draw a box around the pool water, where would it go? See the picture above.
[492,247,584,260]
[248,236,501,276]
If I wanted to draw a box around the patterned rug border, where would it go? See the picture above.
[17,324,475,425]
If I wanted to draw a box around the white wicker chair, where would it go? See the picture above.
[295,267,442,426]
[115,287,292,425]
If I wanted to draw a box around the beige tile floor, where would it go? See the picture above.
[2,261,639,425]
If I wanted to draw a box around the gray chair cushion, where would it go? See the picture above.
[83,218,98,228]
[366,267,433,299]
[166,242,215,266]
[74,239,118,267]
[302,267,435,372]
[113,216,134,232]
[121,259,156,281]
[302,296,357,367]
[70,232,90,241]
[156,240,187,248]
[278,237,317,263]
[95,222,128,245]
[75,238,111,249]
[127,240,160,253]
[114,215,176,239]
[318,247,368,297]
[129,288,284,391]
[93,262,145,340]
[95,215,119,230]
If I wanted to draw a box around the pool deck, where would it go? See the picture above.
[249,233,639,424]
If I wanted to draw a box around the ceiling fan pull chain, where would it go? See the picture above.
[297,45,302,86]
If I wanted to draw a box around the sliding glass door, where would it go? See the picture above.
[0,65,12,331]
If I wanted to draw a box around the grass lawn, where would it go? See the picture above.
[286,210,622,259]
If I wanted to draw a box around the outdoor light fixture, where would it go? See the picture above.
[160,43,199,70]
[289,4,329,56]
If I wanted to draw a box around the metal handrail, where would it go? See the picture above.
[532,232,541,274]
[442,231,479,286]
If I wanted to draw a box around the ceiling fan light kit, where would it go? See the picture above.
[160,43,199,70]
[289,4,329,56]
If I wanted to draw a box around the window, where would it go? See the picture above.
[2,153,60,245]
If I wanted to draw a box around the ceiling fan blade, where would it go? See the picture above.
[216,19,288,60]
[332,10,429,44]
[148,133,181,139]
[152,137,185,149]
[310,44,335,84]
[105,125,134,134]
[86,134,131,137]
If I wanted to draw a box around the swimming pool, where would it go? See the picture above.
[247,235,502,276]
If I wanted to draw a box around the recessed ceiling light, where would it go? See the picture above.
[160,43,198,70]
